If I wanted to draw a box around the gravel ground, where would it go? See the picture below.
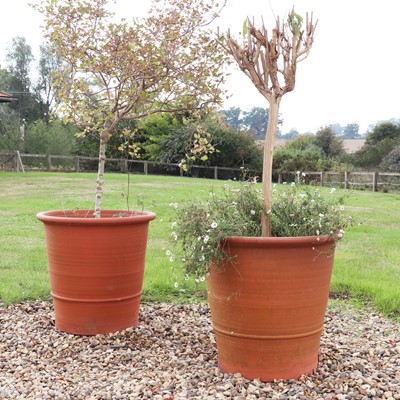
[0,300,399,400]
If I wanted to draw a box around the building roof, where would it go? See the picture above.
[0,91,17,103]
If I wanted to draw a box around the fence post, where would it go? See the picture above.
[14,152,19,172]
[16,151,24,172]
[74,157,80,172]
[344,171,348,189]
[47,154,52,172]
[278,173,282,184]
[144,161,148,175]
[124,159,128,173]
[320,172,325,186]
[214,166,218,180]
[372,171,378,192]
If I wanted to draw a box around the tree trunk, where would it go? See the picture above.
[261,95,281,236]
[94,136,107,218]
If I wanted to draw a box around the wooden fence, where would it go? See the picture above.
[0,151,253,181]
[1,151,400,192]
[277,171,400,192]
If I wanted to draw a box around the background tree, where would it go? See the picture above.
[137,113,181,161]
[24,119,78,155]
[353,122,400,169]
[38,0,229,217]
[209,127,262,170]
[328,123,342,136]
[34,43,62,123]
[0,69,19,149]
[342,123,360,139]
[242,107,285,139]
[5,37,33,93]
[365,122,400,144]
[282,128,299,139]
[157,116,263,172]
[241,107,268,139]
[221,106,283,139]
[380,145,400,172]
[0,104,19,150]
[0,69,14,92]
[3,37,44,130]
[273,142,324,175]
[315,126,344,158]
[220,107,242,130]
[157,119,214,167]
[221,10,317,235]
[273,132,348,174]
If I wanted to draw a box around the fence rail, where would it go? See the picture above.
[277,171,400,192]
[1,151,400,192]
[0,152,254,181]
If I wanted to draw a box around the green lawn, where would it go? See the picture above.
[1,171,399,319]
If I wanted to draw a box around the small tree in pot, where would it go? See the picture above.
[34,0,229,335]
[171,10,353,381]
[36,0,228,216]
[222,11,317,235]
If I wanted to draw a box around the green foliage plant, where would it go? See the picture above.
[24,120,78,155]
[273,128,347,173]
[169,176,352,278]
[0,105,19,150]
[354,122,400,168]
[169,181,264,277]
[137,114,179,161]
[157,114,263,171]
[315,126,345,159]
[273,143,324,174]
[380,145,400,172]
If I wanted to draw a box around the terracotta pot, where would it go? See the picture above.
[37,209,156,335]
[206,235,335,381]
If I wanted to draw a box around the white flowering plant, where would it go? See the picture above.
[270,183,350,238]
[169,177,352,277]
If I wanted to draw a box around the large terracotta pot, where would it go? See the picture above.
[206,235,335,382]
[37,209,156,335]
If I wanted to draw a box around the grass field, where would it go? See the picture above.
[1,171,399,319]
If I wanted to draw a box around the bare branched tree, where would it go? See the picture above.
[221,10,317,235]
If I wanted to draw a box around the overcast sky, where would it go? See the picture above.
[1,0,399,134]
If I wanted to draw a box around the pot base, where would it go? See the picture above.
[52,291,142,335]
[214,324,322,381]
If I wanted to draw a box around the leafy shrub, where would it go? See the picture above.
[24,120,78,155]
[380,145,400,172]
[168,179,352,277]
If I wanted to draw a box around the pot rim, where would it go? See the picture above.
[224,234,336,246]
[36,209,156,225]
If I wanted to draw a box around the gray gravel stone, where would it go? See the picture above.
[0,300,399,399]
